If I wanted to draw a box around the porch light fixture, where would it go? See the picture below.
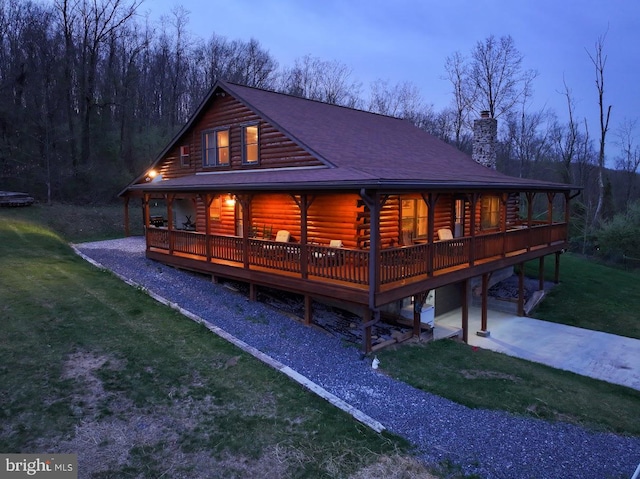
[145,169,158,182]
[225,194,236,206]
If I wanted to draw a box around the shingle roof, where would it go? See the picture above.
[125,80,574,194]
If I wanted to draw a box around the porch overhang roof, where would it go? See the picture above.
[124,166,577,195]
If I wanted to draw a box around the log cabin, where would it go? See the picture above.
[119,80,577,353]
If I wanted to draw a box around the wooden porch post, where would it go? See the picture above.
[501,193,508,257]
[202,194,214,262]
[424,193,437,276]
[554,251,561,284]
[143,194,150,251]
[166,194,174,254]
[123,196,130,237]
[517,263,525,316]
[477,272,490,337]
[539,256,545,291]
[359,189,382,309]
[547,192,555,223]
[295,194,312,280]
[469,194,479,266]
[238,195,251,269]
[526,192,535,252]
[462,279,469,343]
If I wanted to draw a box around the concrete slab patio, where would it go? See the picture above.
[436,307,640,391]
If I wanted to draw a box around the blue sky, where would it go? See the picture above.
[146,0,639,159]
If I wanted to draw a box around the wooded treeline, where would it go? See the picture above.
[1,0,638,239]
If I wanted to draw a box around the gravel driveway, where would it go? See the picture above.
[74,237,640,479]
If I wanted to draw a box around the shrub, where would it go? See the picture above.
[596,200,640,261]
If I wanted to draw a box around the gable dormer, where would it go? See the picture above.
[135,84,326,186]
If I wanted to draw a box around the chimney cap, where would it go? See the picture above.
[480,110,491,119]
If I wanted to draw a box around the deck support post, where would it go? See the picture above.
[249,282,257,302]
[462,279,469,343]
[517,263,525,317]
[363,309,373,354]
[477,272,490,337]
[412,291,429,338]
[539,256,545,291]
[304,294,312,326]
[554,251,561,284]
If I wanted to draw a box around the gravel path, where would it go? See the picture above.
[74,237,640,479]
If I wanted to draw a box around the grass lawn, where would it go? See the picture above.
[3,203,639,476]
[0,203,143,242]
[378,254,640,437]
[524,253,640,339]
[377,340,640,436]
[0,212,442,478]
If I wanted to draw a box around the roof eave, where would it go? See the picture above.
[125,179,577,194]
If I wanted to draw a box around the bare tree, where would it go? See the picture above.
[54,0,141,168]
[587,31,612,226]
[443,51,476,147]
[468,35,537,119]
[505,107,550,178]
[615,118,640,209]
[551,79,581,185]
[367,79,423,119]
[278,55,360,107]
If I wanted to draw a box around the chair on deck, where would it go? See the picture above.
[275,230,291,242]
[437,228,453,241]
[314,239,344,266]
[262,225,273,240]
[402,230,414,246]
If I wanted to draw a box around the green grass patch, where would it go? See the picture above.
[524,253,640,339]
[0,203,142,242]
[0,214,425,478]
[378,340,640,435]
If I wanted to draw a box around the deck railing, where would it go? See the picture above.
[147,223,567,287]
[307,244,369,285]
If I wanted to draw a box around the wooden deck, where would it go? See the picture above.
[145,222,568,307]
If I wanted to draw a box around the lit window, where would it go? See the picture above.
[217,130,229,165]
[401,198,428,241]
[243,125,259,164]
[209,196,222,221]
[481,195,501,229]
[203,129,230,167]
[180,145,190,167]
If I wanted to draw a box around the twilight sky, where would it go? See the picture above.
[146,0,639,161]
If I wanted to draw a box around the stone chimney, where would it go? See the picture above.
[472,110,497,169]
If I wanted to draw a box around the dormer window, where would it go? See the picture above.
[203,129,230,167]
[242,124,259,165]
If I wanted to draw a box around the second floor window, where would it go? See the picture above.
[242,125,259,165]
[203,129,230,167]
[180,145,190,167]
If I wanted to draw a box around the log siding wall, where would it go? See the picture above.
[145,95,324,183]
